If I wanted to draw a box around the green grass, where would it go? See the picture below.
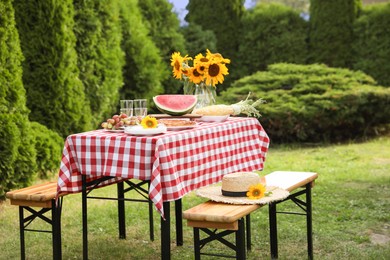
[1,136,389,259]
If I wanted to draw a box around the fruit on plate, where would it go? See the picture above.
[192,93,265,117]
[101,113,138,130]
[153,95,197,116]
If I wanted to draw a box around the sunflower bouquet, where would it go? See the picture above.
[170,49,230,87]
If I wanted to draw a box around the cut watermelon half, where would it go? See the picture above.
[153,95,197,116]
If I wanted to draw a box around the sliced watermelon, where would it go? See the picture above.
[153,95,197,116]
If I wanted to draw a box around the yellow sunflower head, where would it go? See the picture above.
[206,49,231,64]
[140,116,158,129]
[205,62,229,87]
[188,67,204,84]
[246,183,266,200]
[170,52,191,80]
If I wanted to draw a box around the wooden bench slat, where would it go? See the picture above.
[6,182,57,202]
[183,201,259,223]
[265,171,318,192]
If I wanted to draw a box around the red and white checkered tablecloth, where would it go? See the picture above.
[57,117,269,218]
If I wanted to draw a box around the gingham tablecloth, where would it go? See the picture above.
[57,117,269,218]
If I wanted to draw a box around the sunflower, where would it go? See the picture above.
[141,116,158,129]
[188,67,204,84]
[205,61,229,87]
[206,49,231,64]
[170,52,191,80]
[246,183,266,200]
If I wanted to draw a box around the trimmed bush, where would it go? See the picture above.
[0,0,36,199]
[353,2,390,87]
[220,63,390,143]
[31,122,64,179]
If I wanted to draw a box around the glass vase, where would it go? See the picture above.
[194,82,216,109]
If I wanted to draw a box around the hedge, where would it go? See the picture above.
[220,63,390,143]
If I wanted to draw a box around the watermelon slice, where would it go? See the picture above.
[153,95,197,116]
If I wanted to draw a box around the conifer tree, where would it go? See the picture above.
[138,0,187,94]
[73,0,124,126]
[308,0,361,68]
[186,0,245,89]
[13,0,92,137]
[119,0,165,101]
[0,0,36,198]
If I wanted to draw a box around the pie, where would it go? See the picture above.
[158,119,196,127]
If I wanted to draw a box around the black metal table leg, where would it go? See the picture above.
[52,198,63,260]
[82,175,88,260]
[269,203,278,259]
[175,199,183,246]
[117,182,126,239]
[161,201,171,260]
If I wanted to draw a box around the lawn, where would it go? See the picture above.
[1,135,389,259]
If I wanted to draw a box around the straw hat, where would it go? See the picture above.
[196,172,290,205]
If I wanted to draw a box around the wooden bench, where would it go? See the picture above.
[183,171,318,260]
[6,182,63,260]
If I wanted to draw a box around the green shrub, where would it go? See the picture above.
[220,63,390,143]
[31,122,64,179]
[0,0,36,199]
[353,2,390,87]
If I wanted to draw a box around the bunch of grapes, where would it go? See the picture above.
[101,113,137,130]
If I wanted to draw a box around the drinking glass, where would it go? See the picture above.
[120,100,133,118]
[134,99,147,118]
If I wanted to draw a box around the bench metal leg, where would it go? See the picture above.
[269,203,278,259]
[306,184,313,260]
[194,228,201,260]
[236,218,246,259]
[268,183,314,260]
[18,198,63,260]
[246,214,251,251]
[19,206,25,260]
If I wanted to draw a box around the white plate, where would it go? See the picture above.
[125,125,167,136]
[166,124,198,131]
[104,129,124,133]
[198,115,229,122]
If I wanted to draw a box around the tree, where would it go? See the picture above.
[185,0,245,89]
[308,0,361,68]
[118,0,165,101]
[73,0,124,127]
[138,0,187,95]
[180,24,217,58]
[13,0,92,137]
[0,0,36,198]
[237,3,307,79]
